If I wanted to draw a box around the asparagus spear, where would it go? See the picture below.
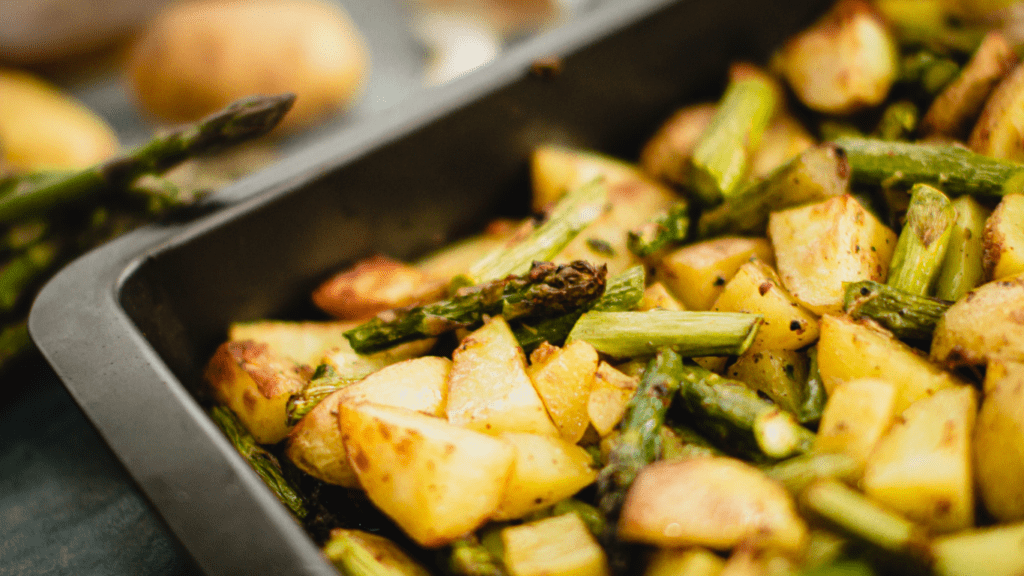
[511,264,644,352]
[285,364,354,426]
[874,100,919,141]
[689,72,777,206]
[763,452,860,495]
[935,195,989,301]
[698,143,852,238]
[0,93,296,223]
[886,183,956,296]
[800,479,931,563]
[345,260,607,354]
[464,179,607,284]
[675,364,815,460]
[596,348,683,517]
[843,280,952,341]
[566,309,762,359]
[797,346,828,426]
[447,535,507,576]
[323,528,432,576]
[660,423,725,461]
[626,201,689,257]
[833,136,1024,197]
[0,239,57,312]
[208,405,308,519]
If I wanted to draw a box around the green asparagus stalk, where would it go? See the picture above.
[447,534,507,576]
[886,183,956,296]
[0,94,295,223]
[675,364,815,459]
[935,195,990,301]
[698,144,851,238]
[512,265,645,351]
[597,348,684,517]
[208,405,308,519]
[800,479,931,563]
[690,73,777,206]
[898,49,962,95]
[0,321,32,368]
[0,239,57,312]
[566,309,761,359]
[323,528,432,576]
[660,423,725,461]
[874,100,919,141]
[626,201,690,257]
[763,453,860,496]
[285,365,356,426]
[465,179,607,284]
[843,280,952,341]
[833,136,1024,197]
[345,260,607,354]
[796,346,828,426]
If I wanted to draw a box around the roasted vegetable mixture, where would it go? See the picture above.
[204,1,1024,574]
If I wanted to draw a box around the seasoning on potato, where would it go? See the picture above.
[126,0,370,132]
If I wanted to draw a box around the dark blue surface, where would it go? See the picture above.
[0,354,200,576]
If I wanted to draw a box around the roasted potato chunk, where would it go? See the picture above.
[974,359,1024,522]
[527,340,599,444]
[312,254,448,320]
[204,340,309,444]
[931,273,1024,367]
[655,237,774,311]
[982,194,1024,281]
[492,432,598,521]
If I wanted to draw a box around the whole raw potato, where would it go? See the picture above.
[127,0,369,132]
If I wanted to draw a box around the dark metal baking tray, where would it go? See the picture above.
[29,1,832,574]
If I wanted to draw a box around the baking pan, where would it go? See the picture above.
[29,0,832,574]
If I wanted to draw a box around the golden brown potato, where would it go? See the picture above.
[127,0,369,132]
[814,377,897,475]
[341,402,515,548]
[527,340,599,444]
[312,254,447,320]
[974,359,1024,522]
[862,385,977,533]
[643,548,725,576]
[204,340,310,444]
[285,356,450,487]
[617,457,807,554]
[768,195,897,315]
[446,316,559,436]
[920,31,1017,140]
[0,68,118,171]
[501,513,610,576]
[982,194,1024,281]
[969,61,1024,161]
[587,361,638,437]
[931,273,1024,367]
[655,237,775,311]
[228,319,354,366]
[773,0,898,115]
[640,103,718,187]
[491,432,598,521]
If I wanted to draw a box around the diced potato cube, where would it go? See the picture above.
[587,361,639,437]
[931,273,1024,367]
[749,113,816,181]
[527,341,599,444]
[656,237,775,311]
[817,314,965,414]
[286,356,451,487]
[974,359,1024,522]
[204,340,309,444]
[312,254,447,320]
[639,281,686,311]
[492,433,598,521]
[773,0,899,115]
[640,103,718,187]
[711,259,818,352]
[341,402,515,547]
[932,522,1024,576]
[502,513,610,576]
[814,378,897,474]
[618,457,807,553]
[446,317,559,436]
[862,385,978,533]
[725,348,808,416]
[768,195,897,315]
[969,61,1024,162]
[644,547,725,576]
[228,320,354,367]
[983,194,1024,281]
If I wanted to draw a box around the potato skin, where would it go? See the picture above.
[931,273,1024,367]
[127,0,369,132]
[975,360,1024,522]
